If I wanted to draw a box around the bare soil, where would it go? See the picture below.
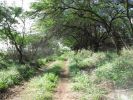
[53,61,81,100]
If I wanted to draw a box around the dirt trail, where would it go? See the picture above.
[0,82,28,100]
[53,61,80,100]
[0,61,80,100]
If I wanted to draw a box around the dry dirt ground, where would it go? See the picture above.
[0,82,28,100]
[53,61,81,100]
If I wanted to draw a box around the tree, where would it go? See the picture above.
[0,3,26,63]
[31,0,133,53]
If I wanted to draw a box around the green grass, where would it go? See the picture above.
[1,48,133,99]
[37,58,47,66]
[69,64,107,99]
[69,50,108,70]
[96,52,133,87]
[71,71,107,100]
[0,62,37,91]
[68,49,133,99]
[0,66,20,91]
[26,73,58,100]
[21,60,64,100]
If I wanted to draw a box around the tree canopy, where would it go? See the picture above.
[31,0,133,52]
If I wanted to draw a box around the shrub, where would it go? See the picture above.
[0,79,8,91]
[17,65,36,80]
[68,61,80,75]
[37,58,47,66]
[96,50,133,87]
[57,53,69,61]
[0,67,21,91]
[70,51,107,69]
[48,60,64,75]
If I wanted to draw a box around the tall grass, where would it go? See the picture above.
[21,60,64,100]
[68,49,133,99]
[0,62,37,91]
[96,49,133,88]
[26,73,58,100]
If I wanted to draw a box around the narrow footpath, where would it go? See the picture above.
[53,61,80,100]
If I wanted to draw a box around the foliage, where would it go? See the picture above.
[37,58,47,66]
[96,49,133,87]
[17,65,36,80]
[23,62,61,100]
[68,49,133,99]
[0,61,37,91]
[0,3,26,63]
[71,70,107,99]
[31,0,133,52]
[0,66,20,91]
[28,73,58,100]
[68,50,107,69]
[48,60,64,75]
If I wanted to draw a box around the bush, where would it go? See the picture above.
[37,58,47,66]
[48,60,64,75]
[17,65,36,80]
[96,49,133,87]
[0,67,21,91]
[69,50,107,69]
[57,53,69,61]
[46,56,58,62]
[0,79,8,91]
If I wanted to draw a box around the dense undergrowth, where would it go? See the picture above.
[0,61,36,92]
[1,48,133,100]
[67,49,133,100]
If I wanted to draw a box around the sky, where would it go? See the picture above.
[0,0,36,11]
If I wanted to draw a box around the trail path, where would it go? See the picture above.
[53,61,80,100]
[0,82,28,100]
[0,61,80,100]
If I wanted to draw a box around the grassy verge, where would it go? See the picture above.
[0,62,37,92]
[25,73,58,100]
[69,61,107,100]
[68,49,133,99]
[21,60,64,100]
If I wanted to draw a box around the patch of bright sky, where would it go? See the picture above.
[0,0,35,11]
